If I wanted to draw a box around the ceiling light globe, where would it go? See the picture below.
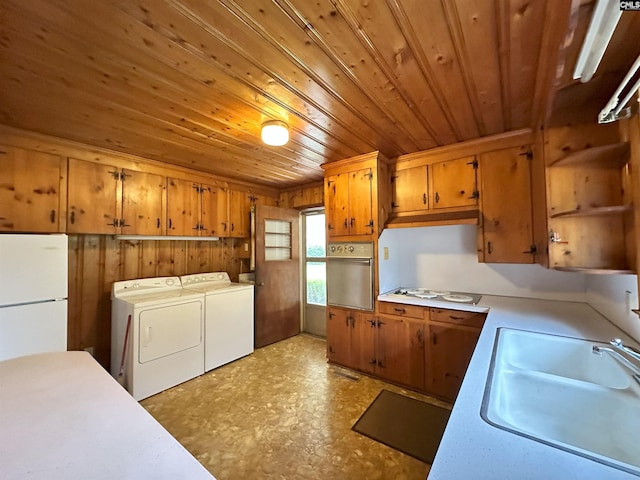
[261,121,289,146]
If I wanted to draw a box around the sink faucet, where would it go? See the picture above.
[610,338,640,362]
[592,345,640,385]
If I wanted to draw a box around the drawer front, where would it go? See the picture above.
[379,302,425,319]
[429,308,486,328]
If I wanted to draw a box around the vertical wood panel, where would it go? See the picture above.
[67,235,249,369]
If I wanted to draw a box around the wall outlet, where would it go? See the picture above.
[383,246,389,260]
[244,242,249,252]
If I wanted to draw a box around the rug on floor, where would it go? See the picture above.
[352,389,451,464]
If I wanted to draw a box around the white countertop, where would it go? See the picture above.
[378,294,639,479]
[0,351,215,480]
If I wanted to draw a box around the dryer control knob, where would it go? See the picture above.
[166,278,175,286]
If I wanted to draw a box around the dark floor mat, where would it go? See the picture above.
[352,390,450,464]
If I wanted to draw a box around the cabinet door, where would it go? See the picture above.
[67,158,120,234]
[352,313,376,374]
[228,189,250,238]
[431,156,478,209]
[479,146,534,263]
[166,177,200,236]
[426,322,480,401]
[377,316,425,389]
[0,146,63,232]
[201,184,228,236]
[325,173,349,235]
[392,165,428,213]
[121,169,164,235]
[326,308,352,366]
[348,168,374,235]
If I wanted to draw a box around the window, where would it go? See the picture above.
[264,219,291,261]
[304,212,326,306]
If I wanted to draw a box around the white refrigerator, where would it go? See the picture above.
[0,234,68,361]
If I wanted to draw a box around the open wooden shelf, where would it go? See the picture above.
[549,142,630,167]
[550,204,632,219]
[553,266,636,275]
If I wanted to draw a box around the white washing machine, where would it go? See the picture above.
[180,272,254,372]
[111,276,205,400]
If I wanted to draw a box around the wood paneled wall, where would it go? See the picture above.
[69,235,251,368]
[277,182,324,210]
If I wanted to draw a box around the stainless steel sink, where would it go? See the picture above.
[481,328,640,476]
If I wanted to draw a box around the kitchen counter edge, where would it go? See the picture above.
[417,295,639,480]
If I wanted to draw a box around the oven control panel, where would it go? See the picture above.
[327,242,374,258]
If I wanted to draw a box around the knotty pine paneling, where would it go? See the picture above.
[68,235,251,369]
[278,182,324,210]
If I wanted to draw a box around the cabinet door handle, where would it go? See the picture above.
[327,224,334,230]
[417,329,423,343]
[435,192,440,204]
[69,211,76,225]
[222,222,227,231]
[367,319,376,327]
[522,245,537,254]
[422,193,427,204]
[377,320,385,327]
[487,241,492,254]
[49,210,56,224]
[231,223,235,232]
[350,218,355,227]
[432,332,437,345]
[449,315,464,321]
[344,219,348,228]
[394,307,406,313]
[328,312,335,319]
[156,218,160,229]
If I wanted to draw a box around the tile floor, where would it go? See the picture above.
[141,334,451,480]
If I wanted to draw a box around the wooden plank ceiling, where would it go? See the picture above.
[0,1,636,188]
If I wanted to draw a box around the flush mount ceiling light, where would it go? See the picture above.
[261,120,289,146]
[573,0,622,83]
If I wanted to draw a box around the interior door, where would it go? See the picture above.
[255,205,301,348]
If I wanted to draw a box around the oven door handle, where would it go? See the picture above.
[327,257,372,265]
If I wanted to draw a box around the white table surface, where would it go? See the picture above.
[378,294,639,480]
[0,351,215,480]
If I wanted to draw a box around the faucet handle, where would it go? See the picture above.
[610,338,640,361]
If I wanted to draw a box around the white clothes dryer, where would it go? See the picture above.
[180,272,254,372]
[111,277,205,400]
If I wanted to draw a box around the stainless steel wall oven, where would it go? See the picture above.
[326,242,374,311]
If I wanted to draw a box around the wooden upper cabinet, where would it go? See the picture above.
[166,177,200,236]
[431,156,478,209]
[348,168,374,235]
[324,170,373,236]
[67,158,120,234]
[325,173,349,235]
[0,146,64,233]
[228,189,250,238]
[201,184,228,237]
[479,146,535,263]
[121,169,164,235]
[322,151,390,239]
[392,165,428,213]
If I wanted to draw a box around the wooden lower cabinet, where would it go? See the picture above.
[327,303,485,402]
[426,321,481,401]
[376,315,425,390]
[326,307,375,373]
